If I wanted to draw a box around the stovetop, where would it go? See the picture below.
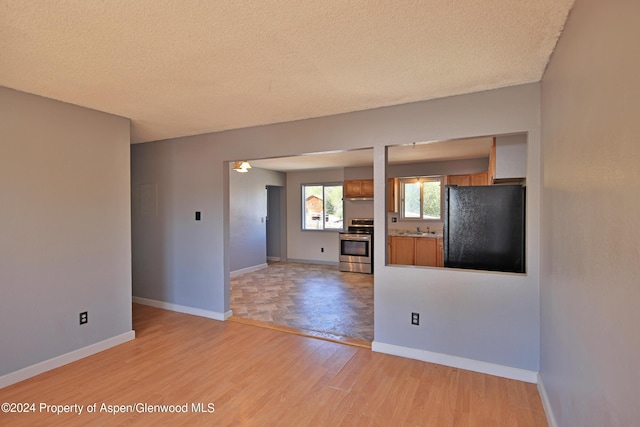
[341,228,374,234]
[340,218,374,234]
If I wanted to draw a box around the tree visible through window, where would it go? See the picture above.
[302,184,343,230]
[400,177,443,220]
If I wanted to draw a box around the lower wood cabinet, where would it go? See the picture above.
[390,236,415,265]
[415,238,437,266]
[389,236,444,267]
[436,238,444,267]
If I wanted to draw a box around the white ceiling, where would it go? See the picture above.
[250,136,494,171]
[0,1,573,144]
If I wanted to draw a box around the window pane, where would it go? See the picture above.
[403,182,421,218]
[303,184,343,230]
[399,177,443,220]
[323,185,343,229]
[422,180,441,219]
[304,185,323,229]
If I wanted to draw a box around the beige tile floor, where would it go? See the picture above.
[230,262,374,342]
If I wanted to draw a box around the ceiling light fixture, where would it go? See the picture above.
[232,160,252,173]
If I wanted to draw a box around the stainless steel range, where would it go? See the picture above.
[339,218,373,274]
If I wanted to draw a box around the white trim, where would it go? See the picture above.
[0,330,135,389]
[372,341,538,384]
[537,373,558,427]
[267,256,281,262]
[230,263,268,278]
[286,258,339,267]
[132,296,233,321]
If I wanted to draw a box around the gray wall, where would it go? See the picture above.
[131,138,227,312]
[540,0,640,425]
[495,133,527,179]
[286,168,345,264]
[344,165,374,180]
[130,83,541,370]
[229,166,285,271]
[387,157,489,179]
[0,87,132,376]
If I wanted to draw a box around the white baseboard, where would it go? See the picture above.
[286,258,339,267]
[537,373,558,427]
[132,296,233,321]
[372,341,538,384]
[230,263,268,278]
[0,330,135,389]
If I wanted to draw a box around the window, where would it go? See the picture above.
[302,184,344,230]
[399,176,443,220]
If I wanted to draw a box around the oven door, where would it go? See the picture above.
[339,233,372,264]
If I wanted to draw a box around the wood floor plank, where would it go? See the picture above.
[0,304,547,426]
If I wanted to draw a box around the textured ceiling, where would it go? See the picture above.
[0,0,573,143]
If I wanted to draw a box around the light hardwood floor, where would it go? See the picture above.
[0,304,547,426]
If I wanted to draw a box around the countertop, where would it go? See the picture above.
[388,230,443,238]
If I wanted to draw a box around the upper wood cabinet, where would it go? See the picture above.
[470,172,488,186]
[362,179,374,196]
[344,179,374,198]
[447,174,471,186]
[447,172,489,187]
[387,178,398,212]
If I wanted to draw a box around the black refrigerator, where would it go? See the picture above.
[444,185,525,273]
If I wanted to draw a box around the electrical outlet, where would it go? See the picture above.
[392,217,398,223]
[79,311,88,325]
[411,312,419,326]
[321,247,324,252]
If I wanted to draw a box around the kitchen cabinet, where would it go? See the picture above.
[387,178,398,212]
[390,236,415,265]
[389,236,443,267]
[470,172,488,186]
[447,172,489,187]
[415,237,437,266]
[344,179,374,198]
[447,174,471,187]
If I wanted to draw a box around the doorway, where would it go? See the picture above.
[266,185,286,262]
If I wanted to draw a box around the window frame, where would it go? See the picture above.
[398,176,445,221]
[301,183,344,231]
